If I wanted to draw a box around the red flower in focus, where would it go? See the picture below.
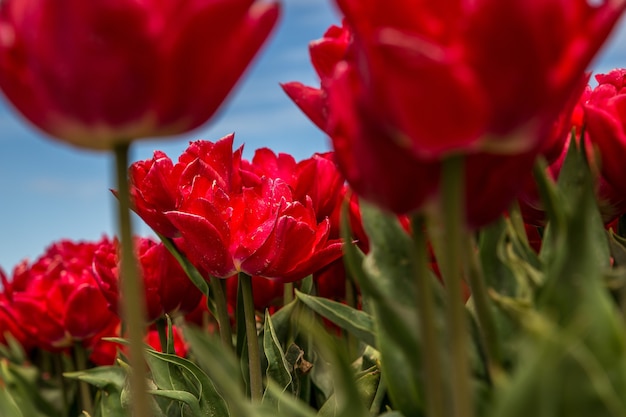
[2,238,119,352]
[93,237,202,323]
[0,0,279,149]
[129,135,344,283]
[283,3,626,226]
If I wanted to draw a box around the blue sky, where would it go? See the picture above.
[1,2,626,270]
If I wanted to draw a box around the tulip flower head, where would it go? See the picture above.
[283,1,626,227]
[129,135,344,282]
[0,0,280,149]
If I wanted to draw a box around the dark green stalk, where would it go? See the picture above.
[283,282,294,305]
[440,155,474,417]
[464,235,500,375]
[209,277,234,350]
[155,317,168,353]
[54,353,69,416]
[114,142,150,417]
[411,214,445,417]
[239,272,263,401]
[73,343,94,415]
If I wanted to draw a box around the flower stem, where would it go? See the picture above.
[209,277,233,350]
[114,142,150,417]
[239,272,263,401]
[440,154,474,417]
[73,343,94,415]
[463,235,500,376]
[411,214,445,417]
[283,282,294,305]
[156,317,168,353]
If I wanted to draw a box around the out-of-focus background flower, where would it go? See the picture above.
[0,0,624,269]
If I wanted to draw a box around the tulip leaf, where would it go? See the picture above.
[608,229,626,267]
[256,381,318,417]
[184,326,253,417]
[356,201,431,416]
[340,198,369,294]
[262,312,294,408]
[64,366,125,391]
[0,360,62,417]
[317,368,381,417]
[147,389,203,416]
[144,347,229,417]
[538,137,611,320]
[294,289,376,348]
[298,317,370,417]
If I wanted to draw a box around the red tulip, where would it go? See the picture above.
[241,149,345,223]
[520,76,626,226]
[171,176,343,281]
[332,0,625,158]
[283,1,626,226]
[129,135,344,282]
[0,268,30,349]
[0,0,280,149]
[585,69,626,197]
[93,237,202,323]
[129,134,244,237]
[2,239,119,352]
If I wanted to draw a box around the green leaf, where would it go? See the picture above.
[609,230,626,267]
[298,318,370,417]
[340,198,369,296]
[357,202,430,416]
[317,368,381,417]
[145,348,230,417]
[147,389,202,416]
[295,290,376,348]
[0,360,61,417]
[64,366,125,391]
[262,313,294,408]
[0,382,25,417]
[256,381,318,417]
[538,137,611,321]
[184,326,253,417]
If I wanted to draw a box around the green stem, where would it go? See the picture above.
[440,155,474,417]
[209,277,233,350]
[463,235,500,376]
[239,272,263,401]
[283,282,294,305]
[114,142,150,417]
[345,274,358,358]
[156,317,168,353]
[74,343,94,415]
[508,201,529,247]
[53,353,69,416]
[411,214,445,417]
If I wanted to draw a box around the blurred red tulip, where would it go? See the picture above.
[0,0,279,149]
[283,1,626,227]
[2,239,119,352]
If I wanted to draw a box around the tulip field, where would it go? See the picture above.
[2,1,626,417]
